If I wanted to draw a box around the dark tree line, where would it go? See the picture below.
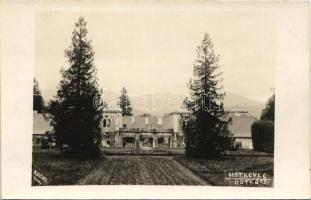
[33,78,45,113]
[252,94,275,152]
[260,94,275,121]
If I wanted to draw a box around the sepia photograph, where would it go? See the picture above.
[32,10,275,187]
[1,0,310,198]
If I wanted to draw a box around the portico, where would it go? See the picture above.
[117,130,176,148]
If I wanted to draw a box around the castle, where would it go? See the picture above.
[100,109,189,148]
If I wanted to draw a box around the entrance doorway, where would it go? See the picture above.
[122,137,135,148]
[157,137,170,148]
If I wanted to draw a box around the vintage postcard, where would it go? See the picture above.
[1,1,310,199]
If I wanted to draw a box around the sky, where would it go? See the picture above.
[35,10,275,102]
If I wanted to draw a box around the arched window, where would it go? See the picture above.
[103,119,107,127]
[107,119,111,127]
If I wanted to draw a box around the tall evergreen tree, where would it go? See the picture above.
[118,87,133,116]
[48,17,104,157]
[260,94,275,121]
[183,33,231,158]
[33,78,45,113]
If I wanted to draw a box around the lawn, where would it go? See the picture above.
[32,149,103,185]
[175,153,274,187]
[32,148,273,186]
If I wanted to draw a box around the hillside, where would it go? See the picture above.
[42,88,265,118]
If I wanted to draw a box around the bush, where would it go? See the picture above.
[251,120,274,153]
[41,137,50,149]
[59,130,102,158]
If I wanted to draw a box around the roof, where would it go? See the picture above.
[227,106,249,113]
[168,111,191,115]
[103,108,122,113]
[33,111,53,135]
[228,115,257,138]
[122,115,172,131]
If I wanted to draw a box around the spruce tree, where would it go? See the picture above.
[48,17,104,157]
[33,78,45,113]
[118,87,133,116]
[183,33,231,158]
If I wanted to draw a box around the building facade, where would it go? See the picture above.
[100,109,188,148]
[33,111,53,146]
[228,110,257,150]
[33,109,256,150]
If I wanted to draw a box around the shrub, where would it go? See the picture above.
[41,137,50,149]
[251,120,274,153]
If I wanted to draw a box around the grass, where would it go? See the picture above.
[32,149,103,185]
[32,150,206,185]
[175,154,274,187]
[32,148,273,186]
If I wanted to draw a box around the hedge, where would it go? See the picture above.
[251,120,274,153]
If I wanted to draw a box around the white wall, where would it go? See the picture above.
[235,138,253,149]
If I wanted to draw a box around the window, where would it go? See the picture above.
[145,117,149,124]
[157,117,163,125]
[123,124,127,128]
[103,118,111,127]
[235,112,241,117]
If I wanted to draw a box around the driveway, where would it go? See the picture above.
[77,156,208,185]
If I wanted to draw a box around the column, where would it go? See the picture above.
[169,136,172,148]
[119,135,123,147]
[135,134,140,148]
[173,134,177,148]
[155,135,158,148]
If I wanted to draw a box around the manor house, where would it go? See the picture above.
[33,109,256,150]
[100,109,189,148]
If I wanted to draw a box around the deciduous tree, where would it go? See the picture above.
[260,94,275,121]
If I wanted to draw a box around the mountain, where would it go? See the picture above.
[103,91,265,118]
[224,92,265,119]
[42,87,265,118]
[224,92,264,107]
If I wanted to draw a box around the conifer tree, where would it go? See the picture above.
[118,87,133,116]
[33,78,45,113]
[48,17,104,157]
[183,33,231,158]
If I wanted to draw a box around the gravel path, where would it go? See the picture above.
[77,156,208,185]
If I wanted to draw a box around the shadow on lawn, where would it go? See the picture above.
[32,149,104,185]
[174,154,274,187]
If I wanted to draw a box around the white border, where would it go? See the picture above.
[1,1,310,199]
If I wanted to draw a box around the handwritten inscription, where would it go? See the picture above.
[32,168,49,186]
[225,172,272,187]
